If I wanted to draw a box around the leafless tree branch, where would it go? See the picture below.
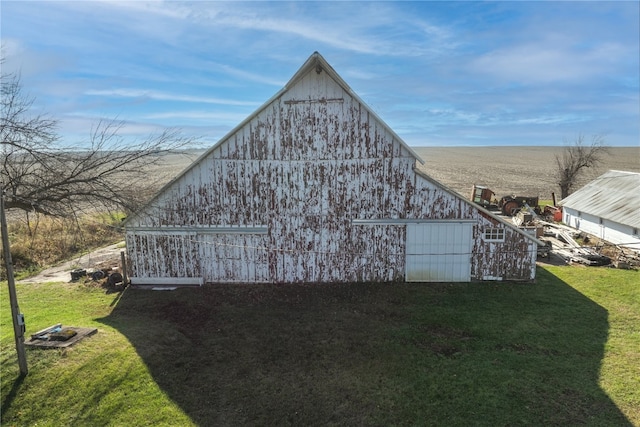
[555,133,610,199]
[2,68,196,217]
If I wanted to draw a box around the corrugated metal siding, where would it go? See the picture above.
[126,59,536,283]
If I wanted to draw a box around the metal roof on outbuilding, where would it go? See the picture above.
[559,170,640,228]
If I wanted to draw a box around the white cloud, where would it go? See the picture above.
[85,89,261,107]
[513,115,588,126]
[132,1,457,58]
[471,41,629,84]
[204,62,286,87]
[94,0,192,20]
[142,111,249,123]
[1,38,70,78]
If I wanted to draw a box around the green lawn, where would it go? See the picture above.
[2,266,638,426]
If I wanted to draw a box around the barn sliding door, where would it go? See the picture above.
[405,222,474,282]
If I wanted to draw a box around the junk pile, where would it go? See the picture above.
[71,267,125,288]
[470,184,636,268]
[603,245,640,269]
[539,221,612,266]
[470,185,542,216]
[68,246,128,287]
[578,235,640,269]
[508,204,612,266]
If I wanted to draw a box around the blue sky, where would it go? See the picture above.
[2,1,639,148]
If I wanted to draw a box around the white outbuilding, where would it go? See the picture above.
[560,170,640,251]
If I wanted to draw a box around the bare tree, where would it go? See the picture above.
[555,134,609,199]
[1,70,195,216]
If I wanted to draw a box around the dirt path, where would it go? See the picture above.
[18,242,125,284]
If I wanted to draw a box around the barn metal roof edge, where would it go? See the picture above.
[126,52,425,226]
[558,170,640,227]
[413,168,546,247]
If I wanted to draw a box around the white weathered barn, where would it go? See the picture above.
[125,52,542,285]
[560,170,640,251]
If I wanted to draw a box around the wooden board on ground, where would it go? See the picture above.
[25,327,98,349]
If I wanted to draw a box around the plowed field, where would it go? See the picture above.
[159,146,639,201]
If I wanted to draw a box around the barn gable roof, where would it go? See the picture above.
[197,51,424,166]
[125,52,543,248]
[282,52,425,164]
[559,170,640,228]
[125,52,424,226]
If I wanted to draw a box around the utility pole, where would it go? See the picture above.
[1,191,28,376]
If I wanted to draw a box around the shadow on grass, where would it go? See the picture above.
[98,269,631,426]
[0,372,25,417]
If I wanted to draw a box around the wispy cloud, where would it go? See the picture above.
[472,41,631,84]
[2,1,638,147]
[142,111,249,123]
[143,1,457,58]
[202,62,286,87]
[85,89,261,107]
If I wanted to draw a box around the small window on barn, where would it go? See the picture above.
[483,228,505,242]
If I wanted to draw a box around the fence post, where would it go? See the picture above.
[120,250,128,286]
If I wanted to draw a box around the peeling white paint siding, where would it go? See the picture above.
[126,56,536,283]
[126,233,200,279]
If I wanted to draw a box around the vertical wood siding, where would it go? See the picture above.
[127,65,536,283]
[126,233,200,279]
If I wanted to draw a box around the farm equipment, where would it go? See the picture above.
[500,195,540,216]
[470,185,540,216]
[542,205,563,222]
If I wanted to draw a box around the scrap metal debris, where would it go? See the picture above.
[539,221,612,266]
[496,201,623,267]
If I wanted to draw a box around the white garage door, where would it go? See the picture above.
[406,222,474,282]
